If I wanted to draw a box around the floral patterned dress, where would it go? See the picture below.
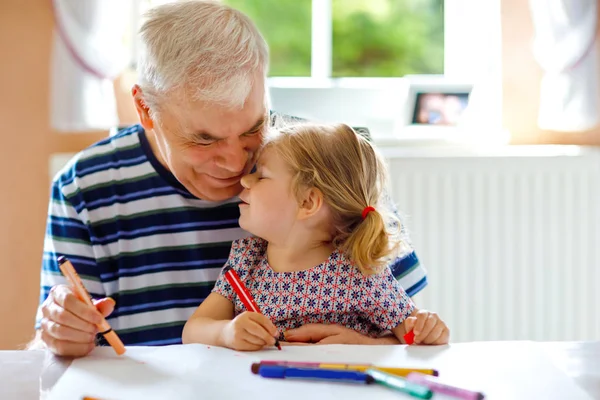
[213,237,415,338]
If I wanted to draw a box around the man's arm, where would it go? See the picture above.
[389,251,427,297]
[30,174,109,356]
[383,190,428,296]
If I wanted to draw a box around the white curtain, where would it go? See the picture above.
[529,0,599,132]
[444,0,504,142]
[50,0,133,131]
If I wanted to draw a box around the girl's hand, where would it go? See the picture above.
[221,312,279,351]
[403,310,450,345]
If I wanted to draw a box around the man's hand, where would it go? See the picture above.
[38,284,115,357]
[284,324,399,345]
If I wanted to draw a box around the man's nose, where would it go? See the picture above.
[216,139,248,173]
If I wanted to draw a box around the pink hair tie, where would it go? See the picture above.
[361,206,375,220]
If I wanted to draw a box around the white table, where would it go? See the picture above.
[1,341,598,400]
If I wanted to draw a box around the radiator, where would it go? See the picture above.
[384,146,600,342]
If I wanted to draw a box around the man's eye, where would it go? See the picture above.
[245,129,261,137]
[192,138,216,146]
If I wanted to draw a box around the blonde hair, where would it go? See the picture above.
[137,0,269,113]
[266,123,401,275]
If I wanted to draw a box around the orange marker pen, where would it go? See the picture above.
[57,256,126,355]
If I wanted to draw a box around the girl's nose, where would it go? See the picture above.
[240,173,255,189]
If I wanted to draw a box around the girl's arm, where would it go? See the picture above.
[182,293,279,350]
[182,293,234,346]
[391,309,417,344]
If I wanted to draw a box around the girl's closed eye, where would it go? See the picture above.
[254,169,268,180]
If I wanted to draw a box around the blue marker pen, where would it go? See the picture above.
[258,365,375,384]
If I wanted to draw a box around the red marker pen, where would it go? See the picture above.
[224,267,281,350]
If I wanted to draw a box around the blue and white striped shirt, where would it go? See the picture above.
[37,124,427,346]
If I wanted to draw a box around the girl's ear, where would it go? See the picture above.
[296,187,324,220]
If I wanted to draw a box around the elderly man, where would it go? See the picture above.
[31,1,428,357]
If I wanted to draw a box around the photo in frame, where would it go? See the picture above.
[395,75,473,141]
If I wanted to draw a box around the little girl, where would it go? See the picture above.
[183,123,449,350]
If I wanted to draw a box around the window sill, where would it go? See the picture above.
[372,140,599,159]
[267,76,408,89]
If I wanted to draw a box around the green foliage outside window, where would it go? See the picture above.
[223,0,443,77]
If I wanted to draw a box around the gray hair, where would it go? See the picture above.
[137,0,269,113]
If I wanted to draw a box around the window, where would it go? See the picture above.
[331,0,443,77]
[225,0,443,78]
[134,0,444,78]
[222,1,312,77]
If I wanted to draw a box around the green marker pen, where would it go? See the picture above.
[366,368,433,399]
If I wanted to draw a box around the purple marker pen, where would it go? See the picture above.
[406,372,485,400]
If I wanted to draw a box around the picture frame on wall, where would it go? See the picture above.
[395,75,474,143]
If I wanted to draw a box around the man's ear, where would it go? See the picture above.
[297,187,324,220]
[132,85,154,130]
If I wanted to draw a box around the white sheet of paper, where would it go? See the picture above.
[47,342,591,400]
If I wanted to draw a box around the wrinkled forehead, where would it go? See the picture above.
[160,81,268,138]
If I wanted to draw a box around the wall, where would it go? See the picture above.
[0,0,106,349]
[502,0,600,144]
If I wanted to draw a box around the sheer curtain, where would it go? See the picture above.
[444,0,504,142]
[50,0,133,131]
[529,0,599,132]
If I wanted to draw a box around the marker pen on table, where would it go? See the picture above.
[57,256,125,356]
[366,368,433,399]
[257,365,374,384]
[406,372,486,400]
[252,362,438,377]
